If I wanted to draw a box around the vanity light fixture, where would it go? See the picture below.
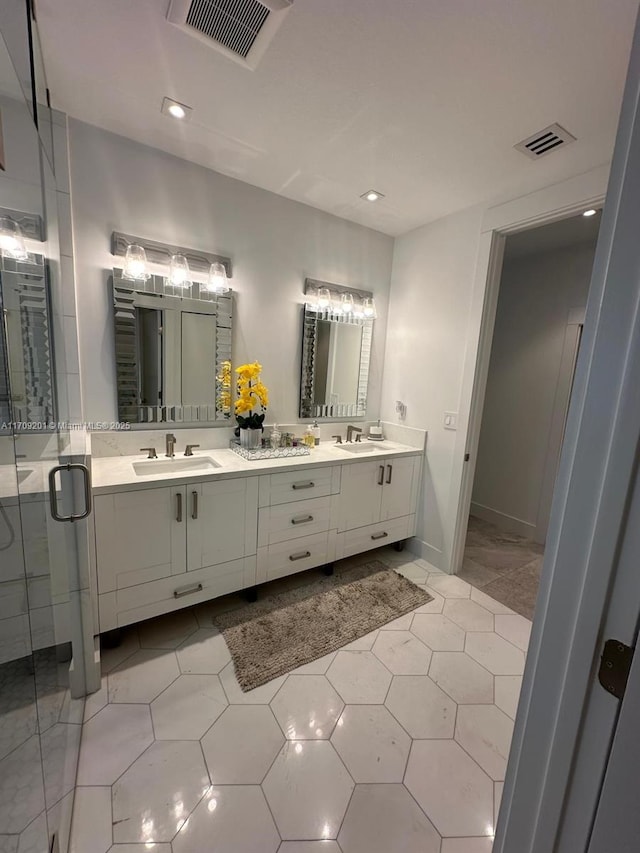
[316,287,331,309]
[0,216,28,260]
[169,253,192,288]
[360,189,385,202]
[340,292,355,314]
[362,297,377,319]
[161,97,192,121]
[205,261,230,293]
[122,243,150,281]
[583,208,598,217]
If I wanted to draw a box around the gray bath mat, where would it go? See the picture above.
[214,560,433,691]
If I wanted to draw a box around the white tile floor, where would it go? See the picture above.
[71,547,530,853]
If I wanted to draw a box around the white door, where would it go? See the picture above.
[338,460,384,530]
[187,477,258,571]
[380,457,416,521]
[587,465,640,852]
[496,9,640,851]
[94,486,187,592]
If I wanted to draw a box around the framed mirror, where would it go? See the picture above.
[299,304,373,419]
[0,253,56,428]
[112,269,233,424]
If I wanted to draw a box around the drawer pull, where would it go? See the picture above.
[371,531,388,541]
[292,481,315,490]
[176,492,183,523]
[386,464,393,484]
[378,465,385,486]
[173,582,203,599]
[291,514,314,525]
[289,550,312,562]
[192,490,198,520]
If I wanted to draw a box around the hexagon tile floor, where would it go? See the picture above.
[69,546,532,853]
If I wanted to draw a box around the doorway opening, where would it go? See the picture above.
[458,211,601,618]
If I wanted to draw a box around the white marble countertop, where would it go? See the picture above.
[91,440,423,495]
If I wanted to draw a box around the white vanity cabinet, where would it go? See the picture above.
[94,477,258,632]
[336,455,421,559]
[90,446,423,635]
[256,467,341,584]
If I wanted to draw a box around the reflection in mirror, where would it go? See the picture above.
[300,305,373,418]
[113,269,233,423]
[0,254,55,426]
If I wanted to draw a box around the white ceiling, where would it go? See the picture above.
[504,210,601,260]
[36,0,639,236]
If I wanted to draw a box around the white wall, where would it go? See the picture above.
[380,165,610,572]
[67,120,394,425]
[471,242,596,539]
[379,206,484,564]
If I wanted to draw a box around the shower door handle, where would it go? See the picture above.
[48,463,92,523]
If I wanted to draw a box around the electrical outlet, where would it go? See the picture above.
[444,411,458,430]
[395,400,407,419]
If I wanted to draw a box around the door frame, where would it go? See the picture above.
[493,8,640,849]
[450,174,607,577]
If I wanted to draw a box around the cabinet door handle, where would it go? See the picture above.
[386,464,393,484]
[176,492,183,523]
[371,531,388,540]
[192,490,198,520]
[289,550,311,561]
[378,465,385,486]
[291,514,314,525]
[173,582,203,599]
[292,481,315,490]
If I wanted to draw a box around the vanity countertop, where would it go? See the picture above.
[91,440,423,496]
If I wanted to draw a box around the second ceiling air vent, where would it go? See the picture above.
[515,123,577,160]
[167,0,293,69]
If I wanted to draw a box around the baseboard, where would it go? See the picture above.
[406,537,446,572]
[470,502,537,539]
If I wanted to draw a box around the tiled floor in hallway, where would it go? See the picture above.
[459,516,544,620]
[71,546,531,853]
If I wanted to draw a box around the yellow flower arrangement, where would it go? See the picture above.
[234,361,269,430]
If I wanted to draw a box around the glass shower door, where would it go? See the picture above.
[0,17,93,853]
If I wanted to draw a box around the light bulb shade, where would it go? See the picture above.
[362,297,377,319]
[205,261,230,293]
[122,243,150,281]
[340,292,355,314]
[169,253,191,288]
[0,216,28,260]
[316,287,331,309]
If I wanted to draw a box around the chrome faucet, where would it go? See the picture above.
[165,433,176,458]
[346,425,362,443]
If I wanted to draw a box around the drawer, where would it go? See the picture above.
[336,516,411,560]
[257,531,332,584]
[260,466,340,506]
[258,496,333,546]
[98,556,257,632]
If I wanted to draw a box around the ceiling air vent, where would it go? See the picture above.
[515,123,576,160]
[167,0,293,70]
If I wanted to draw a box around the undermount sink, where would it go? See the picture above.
[336,442,386,453]
[132,456,221,475]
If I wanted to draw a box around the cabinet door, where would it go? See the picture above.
[338,461,384,531]
[380,457,417,521]
[94,486,186,593]
[187,477,258,571]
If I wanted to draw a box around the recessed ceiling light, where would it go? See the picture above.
[161,97,192,121]
[583,209,598,217]
[361,189,385,202]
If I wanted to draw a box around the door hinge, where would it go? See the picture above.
[464,453,470,462]
[598,639,635,700]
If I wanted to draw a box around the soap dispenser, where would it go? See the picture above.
[304,424,315,448]
[369,419,384,441]
[312,420,321,446]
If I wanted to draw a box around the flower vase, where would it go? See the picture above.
[239,427,262,450]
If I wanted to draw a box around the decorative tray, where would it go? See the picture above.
[229,441,311,461]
